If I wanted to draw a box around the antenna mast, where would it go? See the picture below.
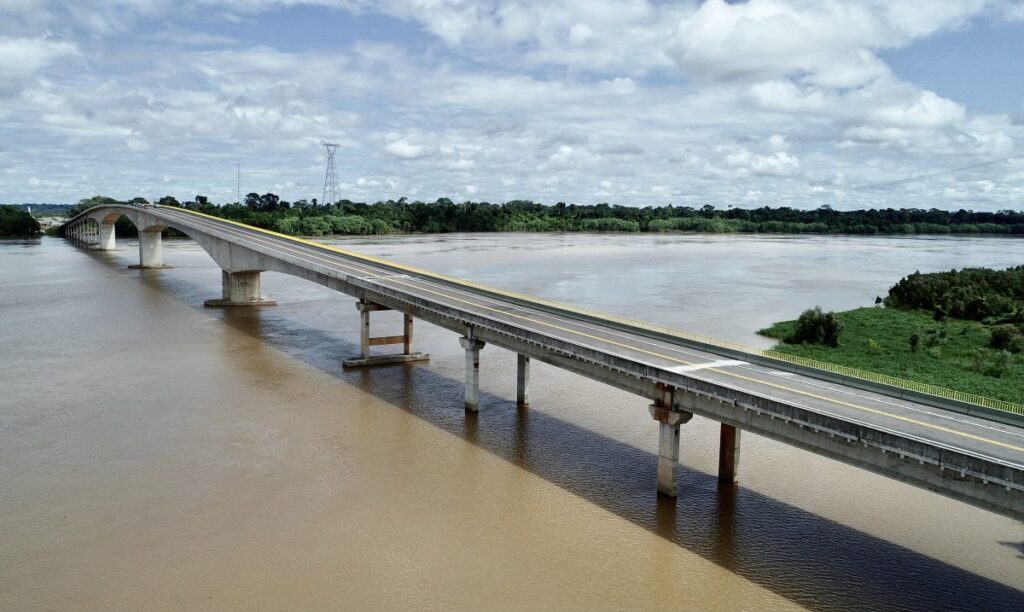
[322,143,340,207]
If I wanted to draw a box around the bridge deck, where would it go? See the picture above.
[152,206,1024,468]
[62,204,1024,518]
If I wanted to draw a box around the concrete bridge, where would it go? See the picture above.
[63,205,1024,520]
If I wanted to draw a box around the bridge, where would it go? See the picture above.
[63,205,1024,520]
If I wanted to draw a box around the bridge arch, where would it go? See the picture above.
[67,205,277,304]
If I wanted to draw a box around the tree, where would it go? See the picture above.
[788,307,842,347]
[129,197,150,205]
[0,205,41,236]
[157,195,180,207]
[258,192,281,212]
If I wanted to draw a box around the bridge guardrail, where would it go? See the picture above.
[156,205,1024,423]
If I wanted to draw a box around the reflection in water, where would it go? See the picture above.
[2,236,1022,610]
[208,296,1022,610]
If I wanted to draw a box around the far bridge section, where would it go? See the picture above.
[63,205,1024,520]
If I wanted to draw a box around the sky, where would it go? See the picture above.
[1,0,1023,210]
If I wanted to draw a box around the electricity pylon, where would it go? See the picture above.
[321,143,340,207]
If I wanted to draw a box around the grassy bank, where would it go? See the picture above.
[759,307,1024,404]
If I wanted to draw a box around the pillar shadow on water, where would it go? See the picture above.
[112,256,1023,611]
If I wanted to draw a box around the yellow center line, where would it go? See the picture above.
[161,207,1024,454]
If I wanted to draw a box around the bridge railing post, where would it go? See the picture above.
[342,300,429,367]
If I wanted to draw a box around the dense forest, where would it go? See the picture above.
[0,205,41,236]
[63,194,1024,237]
[885,266,1024,323]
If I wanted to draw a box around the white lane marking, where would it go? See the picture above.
[161,210,1024,443]
[669,359,748,373]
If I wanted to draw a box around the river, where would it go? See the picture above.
[1,233,1022,610]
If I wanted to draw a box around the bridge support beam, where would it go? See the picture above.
[718,423,741,484]
[342,300,428,367]
[98,222,116,251]
[460,336,486,411]
[204,270,276,307]
[650,385,693,497]
[129,230,171,269]
[516,354,530,408]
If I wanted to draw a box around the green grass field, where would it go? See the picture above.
[759,307,1024,404]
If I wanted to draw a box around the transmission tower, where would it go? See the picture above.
[321,143,340,207]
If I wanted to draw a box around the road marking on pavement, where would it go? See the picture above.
[161,207,1024,455]
[670,360,749,373]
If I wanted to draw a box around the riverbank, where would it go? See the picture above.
[759,307,1024,404]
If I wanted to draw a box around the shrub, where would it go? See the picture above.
[990,324,1019,350]
[909,333,920,352]
[990,351,1012,378]
[787,307,842,347]
[866,339,882,355]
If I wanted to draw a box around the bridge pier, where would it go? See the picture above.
[98,222,116,251]
[650,386,693,497]
[204,270,276,307]
[129,229,171,269]
[342,300,428,367]
[516,354,530,408]
[718,423,741,483]
[460,336,486,411]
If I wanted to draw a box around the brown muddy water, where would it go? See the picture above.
[1,233,1022,610]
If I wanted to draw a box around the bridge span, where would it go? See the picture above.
[63,205,1024,520]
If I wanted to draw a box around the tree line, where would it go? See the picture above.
[0,205,41,236]
[884,266,1024,323]
[65,194,1024,237]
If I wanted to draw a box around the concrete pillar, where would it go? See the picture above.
[718,423,741,484]
[460,336,486,411]
[342,301,428,367]
[98,223,115,250]
[649,402,693,497]
[204,270,276,307]
[131,230,164,268]
[516,354,530,408]
[360,304,371,357]
[403,314,414,355]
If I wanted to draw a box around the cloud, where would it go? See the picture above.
[0,0,1020,211]
[385,136,431,159]
[0,36,77,96]
[669,0,984,86]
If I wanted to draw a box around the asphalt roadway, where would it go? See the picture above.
[156,206,1024,470]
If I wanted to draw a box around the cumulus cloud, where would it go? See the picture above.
[0,0,1020,210]
[0,36,77,96]
[385,136,431,160]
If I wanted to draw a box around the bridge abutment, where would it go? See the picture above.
[460,336,486,411]
[204,270,276,307]
[129,230,171,269]
[718,423,741,483]
[516,354,530,408]
[342,300,428,367]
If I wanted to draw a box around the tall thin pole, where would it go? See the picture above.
[322,143,339,207]
[237,163,240,206]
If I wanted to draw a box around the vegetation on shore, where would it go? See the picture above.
[760,267,1024,404]
[0,205,41,236]
[64,194,1024,237]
